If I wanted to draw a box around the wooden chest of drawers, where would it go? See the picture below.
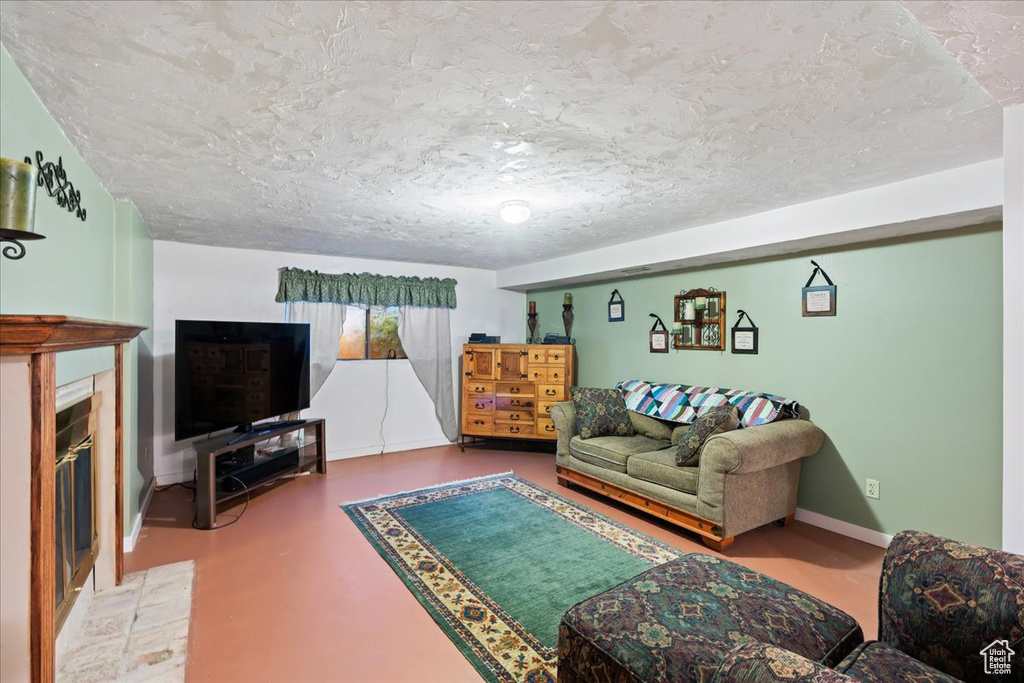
[461,343,575,443]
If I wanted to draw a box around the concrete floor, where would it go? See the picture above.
[126,445,885,682]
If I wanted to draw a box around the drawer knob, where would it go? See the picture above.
[545,389,556,396]
[475,403,485,409]
[545,425,555,432]
[510,414,520,421]
[510,387,520,394]
[510,426,520,434]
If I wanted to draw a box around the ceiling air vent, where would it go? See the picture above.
[621,266,652,275]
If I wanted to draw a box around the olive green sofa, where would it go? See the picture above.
[550,402,825,550]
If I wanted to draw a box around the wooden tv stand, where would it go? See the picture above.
[194,419,326,529]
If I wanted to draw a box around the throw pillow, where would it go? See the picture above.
[572,387,635,440]
[671,425,688,446]
[628,411,674,441]
[675,406,740,467]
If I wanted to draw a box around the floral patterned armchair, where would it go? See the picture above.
[711,530,1023,682]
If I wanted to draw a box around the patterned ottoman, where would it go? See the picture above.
[557,554,863,683]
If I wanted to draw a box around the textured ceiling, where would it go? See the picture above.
[0,1,1005,267]
[903,1,1024,106]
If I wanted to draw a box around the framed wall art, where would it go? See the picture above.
[802,260,837,317]
[608,289,625,322]
[731,309,758,354]
[673,288,726,351]
[649,314,669,353]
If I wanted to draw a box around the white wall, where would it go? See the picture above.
[1004,103,1024,554]
[496,160,1002,290]
[153,241,525,483]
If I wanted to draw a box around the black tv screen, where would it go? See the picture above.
[174,320,311,441]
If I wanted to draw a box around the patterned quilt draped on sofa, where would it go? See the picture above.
[616,380,801,428]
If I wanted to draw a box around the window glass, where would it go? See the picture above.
[336,305,407,360]
[370,306,407,359]
[337,305,367,360]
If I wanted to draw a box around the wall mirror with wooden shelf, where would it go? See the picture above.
[673,288,726,351]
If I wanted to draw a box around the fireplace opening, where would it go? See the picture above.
[54,395,99,633]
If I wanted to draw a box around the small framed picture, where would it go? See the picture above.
[802,285,836,317]
[732,329,757,354]
[731,310,759,354]
[650,330,669,353]
[608,289,625,322]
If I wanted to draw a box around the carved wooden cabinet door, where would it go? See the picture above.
[464,346,496,380]
[497,346,529,380]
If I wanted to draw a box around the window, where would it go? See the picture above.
[337,305,407,360]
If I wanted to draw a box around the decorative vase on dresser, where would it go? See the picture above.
[460,343,576,448]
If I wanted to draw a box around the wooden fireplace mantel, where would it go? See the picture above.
[0,314,145,683]
[0,314,146,355]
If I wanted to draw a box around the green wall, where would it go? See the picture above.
[114,200,155,531]
[0,45,154,534]
[528,225,1003,547]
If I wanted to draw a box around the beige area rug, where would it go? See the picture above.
[57,560,194,683]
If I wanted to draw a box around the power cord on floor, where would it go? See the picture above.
[191,474,249,530]
[379,353,394,454]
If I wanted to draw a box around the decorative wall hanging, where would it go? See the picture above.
[649,314,669,353]
[731,309,759,355]
[607,289,625,322]
[0,157,43,260]
[562,293,575,343]
[23,151,86,222]
[527,301,539,342]
[673,288,726,351]
[802,260,836,317]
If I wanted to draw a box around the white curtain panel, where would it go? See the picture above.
[286,301,347,399]
[398,306,459,442]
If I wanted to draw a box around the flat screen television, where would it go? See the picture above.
[174,320,311,441]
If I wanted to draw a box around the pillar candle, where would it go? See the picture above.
[563,293,572,306]
[0,158,38,233]
[528,301,536,314]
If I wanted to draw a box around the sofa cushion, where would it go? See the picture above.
[629,411,674,441]
[676,406,740,466]
[571,387,634,439]
[569,435,669,473]
[627,448,699,494]
[836,641,959,682]
[559,555,863,683]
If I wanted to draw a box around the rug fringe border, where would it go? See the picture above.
[340,471,515,506]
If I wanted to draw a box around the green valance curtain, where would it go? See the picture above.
[275,268,457,309]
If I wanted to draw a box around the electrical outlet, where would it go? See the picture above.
[866,478,880,500]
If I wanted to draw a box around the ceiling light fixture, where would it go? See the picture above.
[500,200,531,224]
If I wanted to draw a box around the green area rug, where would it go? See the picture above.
[342,472,680,682]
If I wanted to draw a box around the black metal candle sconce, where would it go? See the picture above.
[25,151,87,222]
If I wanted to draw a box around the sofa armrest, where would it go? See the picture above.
[878,530,1024,681]
[712,643,856,682]
[549,401,577,460]
[700,419,824,476]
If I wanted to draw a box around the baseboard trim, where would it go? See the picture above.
[795,508,893,548]
[326,436,452,461]
[123,478,156,553]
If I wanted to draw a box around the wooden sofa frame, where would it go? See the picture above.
[556,464,793,552]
